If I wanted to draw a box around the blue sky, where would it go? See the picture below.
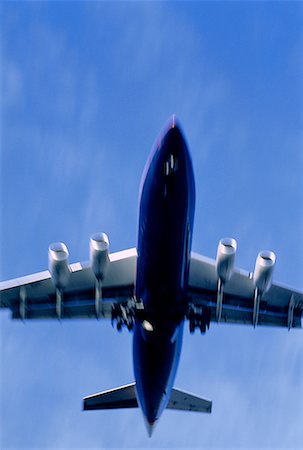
[1,2,302,448]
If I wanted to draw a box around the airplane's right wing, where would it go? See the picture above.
[0,248,137,322]
[188,252,303,330]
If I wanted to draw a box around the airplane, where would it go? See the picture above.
[1,117,302,437]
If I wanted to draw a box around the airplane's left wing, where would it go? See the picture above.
[187,252,303,331]
[0,248,137,321]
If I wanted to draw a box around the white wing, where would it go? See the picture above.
[2,248,302,329]
[188,252,303,329]
[0,248,137,320]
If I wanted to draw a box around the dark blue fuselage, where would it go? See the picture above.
[133,120,195,428]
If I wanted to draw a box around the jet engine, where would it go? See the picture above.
[48,242,70,290]
[90,232,110,281]
[215,238,237,322]
[90,232,110,318]
[253,250,276,294]
[216,238,237,282]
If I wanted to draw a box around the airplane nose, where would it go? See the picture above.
[166,114,179,130]
[157,116,190,169]
[163,115,186,145]
[139,115,195,203]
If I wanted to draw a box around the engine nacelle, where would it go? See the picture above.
[216,238,237,282]
[90,232,110,280]
[48,242,70,290]
[253,250,276,293]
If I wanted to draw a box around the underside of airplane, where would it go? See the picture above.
[1,117,302,436]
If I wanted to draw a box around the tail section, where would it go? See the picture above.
[83,383,212,413]
[168,388,212,413]
[83,382,138,410]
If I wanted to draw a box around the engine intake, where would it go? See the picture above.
[253,250,276,294]
[90,232,110,281]
[216,238,237,282]
[48,242,70,290]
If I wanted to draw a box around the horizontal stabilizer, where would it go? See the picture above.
[167,388,212,413]
[83,382,138,410]
[83,383,212,414]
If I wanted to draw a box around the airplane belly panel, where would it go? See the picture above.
[133,320,184,423]
[133,120,195,427]
[135,124,195,316]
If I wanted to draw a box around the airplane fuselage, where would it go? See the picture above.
[133,121,195,429]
